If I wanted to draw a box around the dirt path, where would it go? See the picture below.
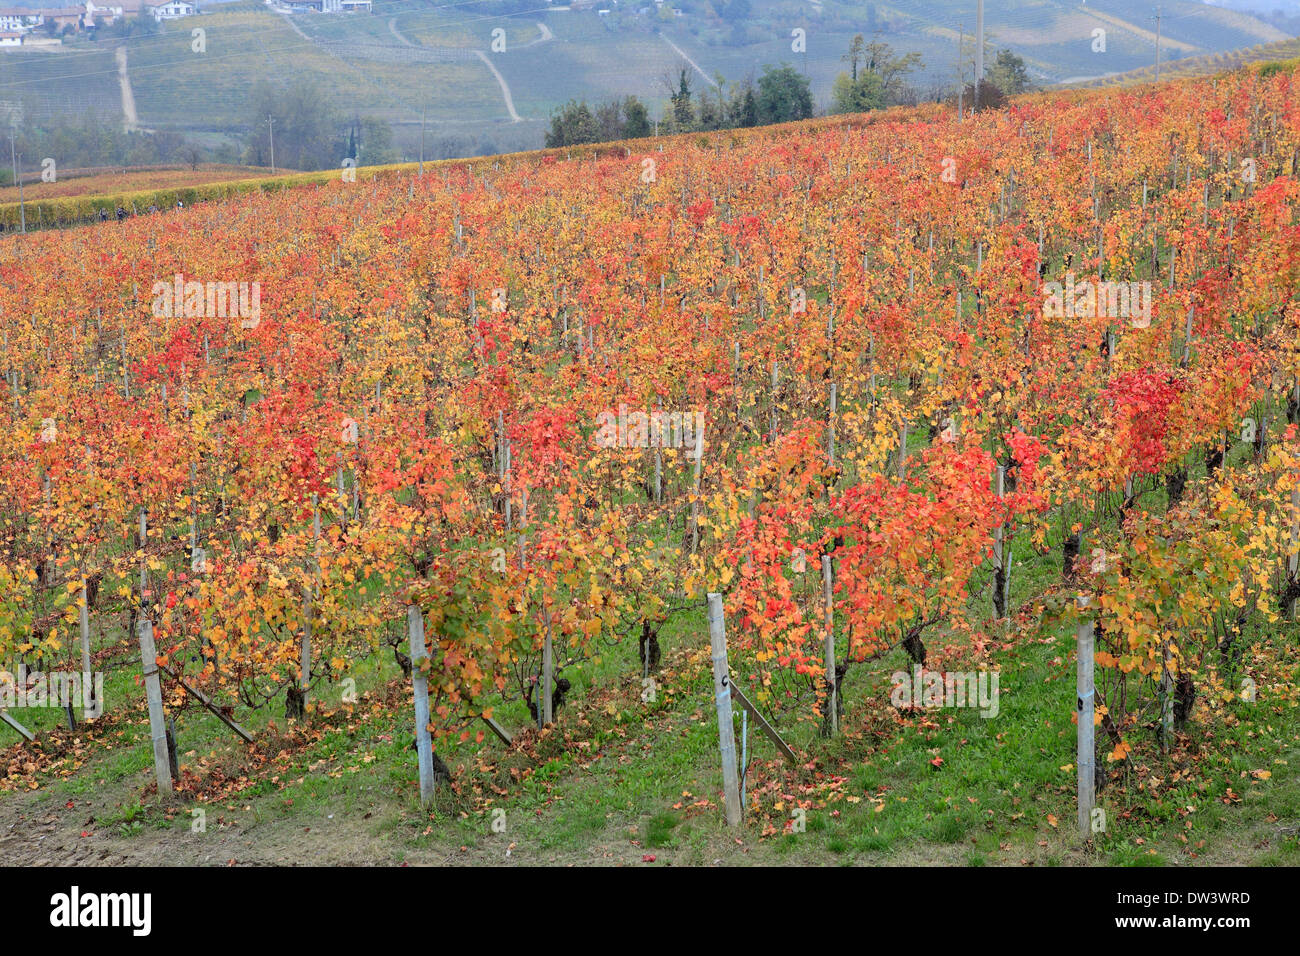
[0,784,405,867]
[388,16,412,47]
[518,21,553,48]
[662,35,718,89]
[115,46,148,134]
[475,50,522,123]
[387,15,536,122]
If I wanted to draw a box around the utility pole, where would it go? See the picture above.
[956,24,964,122]
[1151,6,1162,81]
[267,114,275,174]
[418,106,426,177]
[975,0,984,113]
[8,126,25,234]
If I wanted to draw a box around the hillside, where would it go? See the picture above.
[0,163,280,204]
[0,60,1297,872]
[0,0,1292,157]
[1066,33,1300,86]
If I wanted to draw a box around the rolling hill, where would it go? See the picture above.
[0,0,1292,156]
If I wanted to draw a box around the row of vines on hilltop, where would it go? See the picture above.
[0,65,1298,793]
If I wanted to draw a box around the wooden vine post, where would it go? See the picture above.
[706,592,742,826]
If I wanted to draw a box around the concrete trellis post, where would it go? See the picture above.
[993,466,1010,619]
[1076,595,1094,840]
[707,593,742,826]
[1290,483,1299,619]
[138,618,173,795]
[1159,641,1174,752]
[504,437,512,529]
[80,580,93,711]
[337,452,348,519]
[822,555,837,736]
[297,586,313,714]
[138,508,147,596]
[769,361,779,442]
[827,383,837,468]
[189,462,199,564]
[733,341,741,421]
[654,445,662,504]
[687,424,704,555]
[542,615,554,725]
[0,708,33,741]
[407,605,436,806]
[518,488,529,567]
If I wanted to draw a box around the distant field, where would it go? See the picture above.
[1065,36,1300,88]
[0,0,1291,154]
[0,164,280,204]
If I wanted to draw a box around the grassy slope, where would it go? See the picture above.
[0,164,279,203]
[0,0,1291,141]
[1065,36,1300,88]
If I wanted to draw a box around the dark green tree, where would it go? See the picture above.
[756,64,813,125]
[986,49,1030,96]
[670,68,695,130]
[863,35,923,106]
[830,70,885,115]
[544,100,600,148]
[727,80,758,128]
[842,33,867,82]
[622,97,652,139]
[244,80,338,171]
[358,118,396,166]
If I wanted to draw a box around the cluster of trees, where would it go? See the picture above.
[87,14,161,40]
[829,35,1030,116]
[544,97,652,148]
[0,110,203,180]
[242,81,396,172]
[2,80,407,183]
[956,50,1032,113]
[546,36,1032,150]
[545,64,813,148]
[829,34,924,113]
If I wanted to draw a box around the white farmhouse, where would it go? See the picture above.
[0,9,43,30]
[83,1,122,25]
[281,0,340,10]
[150,0,195,20]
